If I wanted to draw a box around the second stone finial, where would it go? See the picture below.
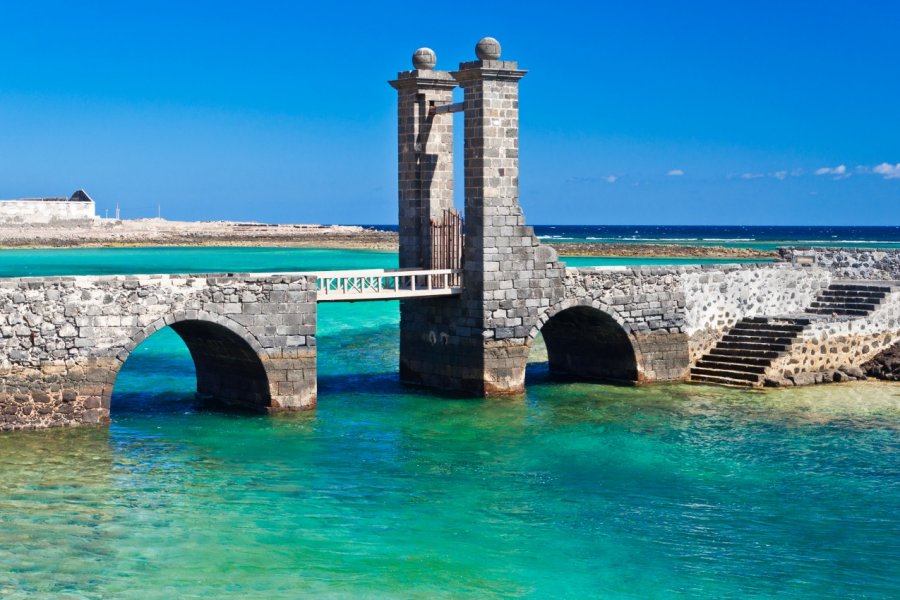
[475,37,501,60]
[412,47,437,70]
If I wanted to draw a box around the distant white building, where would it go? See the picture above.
[0,190,97,224]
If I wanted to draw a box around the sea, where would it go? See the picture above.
[0,227,898,598]
[375,224,900,252]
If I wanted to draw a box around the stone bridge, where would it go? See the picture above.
[2,37,899,431]
[0,274,317,429]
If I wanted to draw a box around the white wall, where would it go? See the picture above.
[0,200,96,223]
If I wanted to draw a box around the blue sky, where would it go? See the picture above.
[1,1,898,225]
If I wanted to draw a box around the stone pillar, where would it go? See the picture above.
[388,48,457,269]
[390,48,468,392]
[396,38,566,397]
[450,38,566,395]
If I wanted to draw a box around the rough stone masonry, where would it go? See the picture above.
[0,273,317,431]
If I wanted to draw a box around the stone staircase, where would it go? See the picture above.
[804,282,893,317]
[690,281,897,387]
[689,317,808,386]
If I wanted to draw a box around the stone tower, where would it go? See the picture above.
[391,38,566,396]
[388,48,457,270]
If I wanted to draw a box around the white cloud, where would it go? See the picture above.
[732,170,791,181]
[815,164,847,176]
[873,162,900,179]
[667,169,684,176]
[604,175,618,184]
[814,164,850,180]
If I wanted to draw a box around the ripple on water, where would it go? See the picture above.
[0,249,898,598]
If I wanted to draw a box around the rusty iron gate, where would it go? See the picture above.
[430,208,463,287]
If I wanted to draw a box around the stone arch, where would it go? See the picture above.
[101,310,274,413]
[528,298,643,383]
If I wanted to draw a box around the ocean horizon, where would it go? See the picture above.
[361,224,900,249]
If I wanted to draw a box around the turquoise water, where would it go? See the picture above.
[0,246,399,278]
[0,246,770,278]
[0,247,898,598]
[528,225,900,252]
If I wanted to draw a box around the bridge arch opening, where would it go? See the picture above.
[530,305,639,384]
[108,318,272,414]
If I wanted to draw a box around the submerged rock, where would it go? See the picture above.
[790,372,817,386]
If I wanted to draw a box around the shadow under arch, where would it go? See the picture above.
[528,303,640,384]
[104,313,273,413]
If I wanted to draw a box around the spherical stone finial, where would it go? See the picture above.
[412,47,437,70]
[475,37,502,60]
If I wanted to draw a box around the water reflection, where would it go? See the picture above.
[0,316,897,598]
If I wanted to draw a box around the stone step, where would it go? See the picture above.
[689,374,755,387]
[740,317,772,324]
[695,360,767,374]
[828,284,893,293]
[703,352,774,365]
[709,347,781,360]
[817,291,884,300]
[734,321,806,333]
[805,307,869,317]
[817,297,884,306]
[690,367,762,383]
[729,327,802,339]
[809,300,878,312]
[717,340,792,352]
[819,291,886,301]
[741,316,813,326]
[722,334,796,345]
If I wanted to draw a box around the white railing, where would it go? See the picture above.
[309,268,464,302]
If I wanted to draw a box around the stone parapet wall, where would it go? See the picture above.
[0,273,317,431]
[778,247,900,280]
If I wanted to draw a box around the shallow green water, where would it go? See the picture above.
[0,248,898,598]
[0,246,769,278]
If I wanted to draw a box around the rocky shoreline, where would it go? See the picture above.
[554,242,775,259]
[0,219,777,259]
[862,344,900,381]
[0,220,396,251]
